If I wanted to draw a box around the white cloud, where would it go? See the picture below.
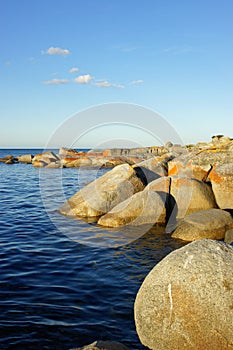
[42,78,69,85]
[43,46,70,55]
[74,74,92,84]
[129,79,144,85]
[69,67,79,73]
[94,80,124,89]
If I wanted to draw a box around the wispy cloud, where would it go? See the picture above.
[74,74,92,84]
[42,78,69,85]
[94,80,124,89]
[129,79,143,85]
[163,46,194,55]
[69,67,79,73]
[42,46,70,55]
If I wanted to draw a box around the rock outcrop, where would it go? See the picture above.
[98,190,166,227]
[171,209,233,241]
[135,239,233,350]
[59,164,144,217]
[32,151,60,167]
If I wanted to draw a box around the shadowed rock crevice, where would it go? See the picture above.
[133,166,161,186]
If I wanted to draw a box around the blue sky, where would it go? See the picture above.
[1,0,233,148]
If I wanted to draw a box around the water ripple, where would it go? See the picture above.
[0,150,185,349]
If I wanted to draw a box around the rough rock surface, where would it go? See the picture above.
[168,141,233,180]
[171,209,233,241]
[170,176,217,219]
[145,176,171,193]
[98,190,166,227]
[75,340,130,350]
[135,239,233,350]
[59,164,144,217]
[209,163,233,209]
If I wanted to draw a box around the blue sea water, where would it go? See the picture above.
[0,149,185,349]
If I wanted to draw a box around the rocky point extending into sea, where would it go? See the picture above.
[2,134,233,349]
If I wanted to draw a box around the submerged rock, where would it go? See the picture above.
[59,164,144,217]
[74,340,130,350]
[171,208,233,241]
[98,189,166,227]
[135,239,233,350]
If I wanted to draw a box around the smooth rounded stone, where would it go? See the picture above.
[71,158,92,167]
[165,141,173,148]
[211,135,231,145]
[32,151,59,164]
[98,190,166,227]
[5,159,15,164]
[0,155,14,162]
[209,163,233,209]
[61,157,79,167]
[170,176,217,219]
[74,340,130,350]
[32,160,47,167]
[171,209,233,241]
[59,147,78,157]
[59,164,144,217]
[90,157,108,167]
[45,162,63,168]
[102,158,126,167]
[134,239,233,350]
[17,154,33,163]
[225,228,233,244]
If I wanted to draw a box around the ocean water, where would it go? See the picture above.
[0,149,185,349]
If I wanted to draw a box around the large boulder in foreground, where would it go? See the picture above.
[171,209,233,241]
[135,239,233,350]
[209,163,233,209]
[76,340,130,350]
[170,176,217,219]
[59,164,144,217]
[98,190,166,227]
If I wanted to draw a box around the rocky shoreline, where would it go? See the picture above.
[2,134,233,349]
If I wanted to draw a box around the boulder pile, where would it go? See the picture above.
[2,135,233,242]
[58,135,233,243]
